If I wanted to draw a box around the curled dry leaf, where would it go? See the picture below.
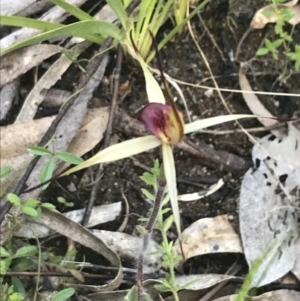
[91,230,161,272]
[213,289,300,301]
[39,208,122,291]
[175,215,243,267]
[240,124,300,287]
[0,45,63,88]
[251,0,300,28]
[15,202,121,238]
[239,65,282,136]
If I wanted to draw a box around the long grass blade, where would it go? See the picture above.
[147,0,210,62]
[107,0,128,29]
[0,16,63,31]
[1,20,121,55]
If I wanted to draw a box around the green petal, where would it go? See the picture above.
[184,114,254,134]
[162,143,181,234]
[61,136,161,176]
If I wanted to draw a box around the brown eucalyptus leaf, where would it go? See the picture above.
[175,215,243,267]
[1,116,55,159]
[1,107,108,163]
[0,45,62,88]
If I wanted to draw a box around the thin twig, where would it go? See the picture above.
[82,45,123,226]
[137,178,166,301]
[116,188,130,232]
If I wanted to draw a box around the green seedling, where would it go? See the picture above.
[27,146,83,189]
[7,193,55,221]
[256,0,299,73]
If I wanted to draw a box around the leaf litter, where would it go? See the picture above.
[239,124,300,287]
[0,1,299,300]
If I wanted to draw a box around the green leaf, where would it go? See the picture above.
[27,146,52,156]
[272,39,283,48]
[140,172,155,186]
[49,0,94,21]
[40,157,55,189]
[12,276,26,296]
[41,203,56,210]
[55,152,84,165]
[0,15,62,31]
[7,193,21,206]
[265,39,273,50]
[15,246,38,257]
[23,199,40,208]
[262,8,276,17]
[1,20,121,55]
[34,206,42,222]
[21,206,38,217]
[0,247,10,257]
[141,188,155,201]
[0,258,12,274]
[0,166,13,178]
[52,288,75,301]
[61,136,161,176]
[12,258,34,272]
[106,0,128,29]
[153,283,171,292]
[256,48,269,56]
[163,215,174,233]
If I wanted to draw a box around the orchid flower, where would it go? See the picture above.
[61,54,254,236]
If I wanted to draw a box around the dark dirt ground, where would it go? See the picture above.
[2,0,300,297]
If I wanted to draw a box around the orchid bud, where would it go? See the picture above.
[138,103,184,144]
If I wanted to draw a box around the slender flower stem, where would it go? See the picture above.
[137,176,166,301]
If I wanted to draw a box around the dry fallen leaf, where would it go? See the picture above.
[175,215,243,266]
[0,107,109,194]
[16,42,90,123]
[213,289,300,301]
[15,202,121,238]
[92,230,161,273]
[0,45,63,88]
[240,124,300,287]
[239,64,282,136]
[1,107,108,160]
[251,0,300,28]
[39,208,122,292]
